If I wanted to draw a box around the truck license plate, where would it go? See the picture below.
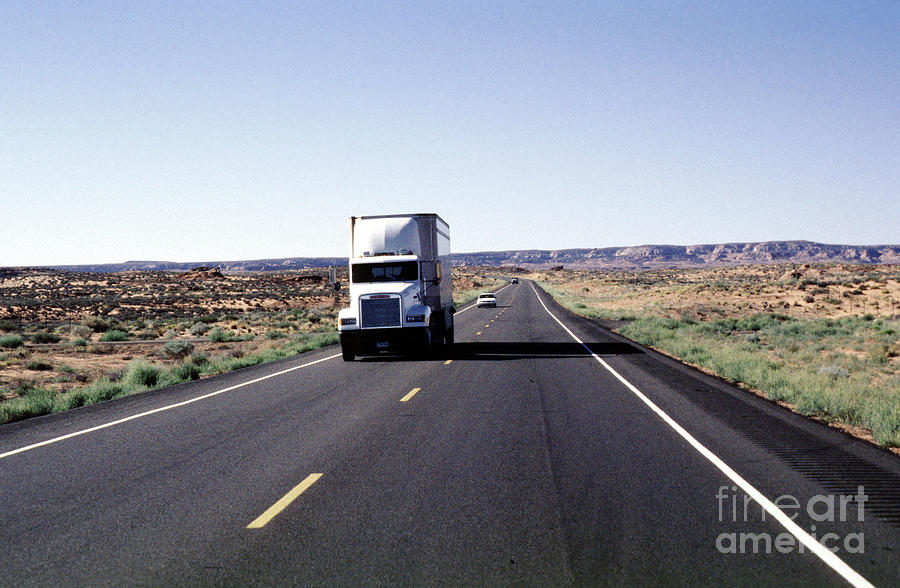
[376,341,389,350]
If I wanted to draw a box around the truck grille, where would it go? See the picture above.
[361,297,401,328]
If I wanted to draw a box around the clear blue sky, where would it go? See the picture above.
[2,1,898,266]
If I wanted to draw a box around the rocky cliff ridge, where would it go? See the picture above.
[13,241,900,272]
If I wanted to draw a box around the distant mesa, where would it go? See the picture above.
[452,241,900,269]
[34,257,348,273]
[11,241,900,273]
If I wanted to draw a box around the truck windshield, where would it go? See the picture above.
[352,261,418,283]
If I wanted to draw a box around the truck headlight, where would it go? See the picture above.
[406,314,426,323]
[340,318,357,326]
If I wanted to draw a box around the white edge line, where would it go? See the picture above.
[530,284,873,588]
[1,353,343,459]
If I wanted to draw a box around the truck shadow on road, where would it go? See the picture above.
[448,341,641,360]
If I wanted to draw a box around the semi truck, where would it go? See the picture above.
[337,213,454,361]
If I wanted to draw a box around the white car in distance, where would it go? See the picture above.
[476,293,497,308]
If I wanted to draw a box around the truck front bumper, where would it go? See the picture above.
[340,327,428,355]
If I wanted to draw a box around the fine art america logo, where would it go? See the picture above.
[716,486,867,554]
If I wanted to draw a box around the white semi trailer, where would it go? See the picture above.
[337,213,454,361]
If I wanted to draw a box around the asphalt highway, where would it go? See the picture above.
[1,281,898,586]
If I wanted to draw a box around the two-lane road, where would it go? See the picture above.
[2,281,898,585]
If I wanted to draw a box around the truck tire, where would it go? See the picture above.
[425,324,434,350]
[416,325,434,357]
[432,320,444,350]
[445,308,454,346]
[340,333,356,362]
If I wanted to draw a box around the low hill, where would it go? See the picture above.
[36,257,348,273]
[13,241,900,273]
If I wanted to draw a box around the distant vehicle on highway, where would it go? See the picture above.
[338,213,454,361]
[511,278,519,284]
[477,293,497,308]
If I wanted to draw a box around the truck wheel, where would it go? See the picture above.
[415,326,433,357]
[340,333,355,362]
[432,320,444,350]
[445,309,454,346]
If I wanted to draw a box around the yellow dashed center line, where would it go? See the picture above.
[247,473,323,529]
[400,387,421,402]
[444,360,453,365]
